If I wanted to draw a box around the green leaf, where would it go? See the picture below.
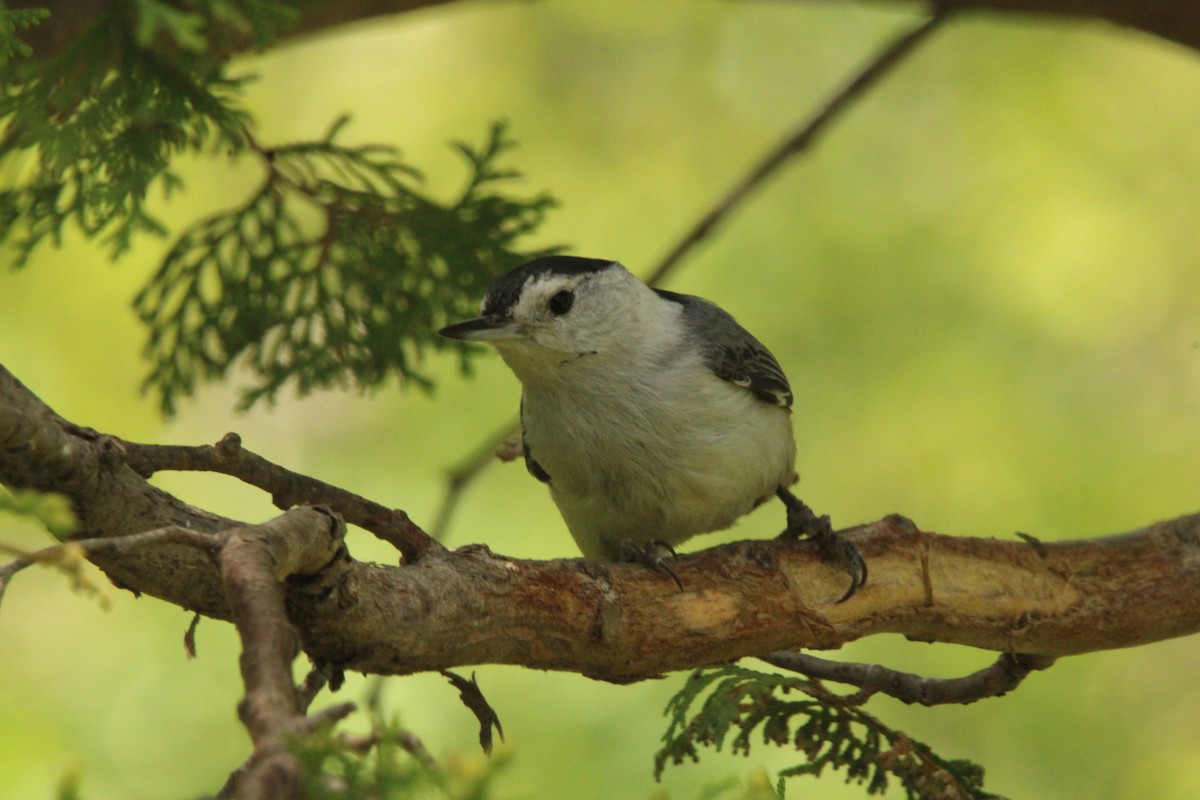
[656,666,1004,800]
[134,119,558,414]
[131,0,207,52]
[0,7,49,65]
[0,0,302,266]
[0,487,77,538]
[291,710,511,800]
[1,20,254,265]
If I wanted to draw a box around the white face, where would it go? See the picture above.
[484,267,642,361]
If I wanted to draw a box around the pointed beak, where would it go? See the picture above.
[438,315,519,343]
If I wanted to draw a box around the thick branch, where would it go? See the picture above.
[8,0,458,63]
[12,1,1200,64]
[897,0,1200,53]
[285,514,1200,680]
[4,364,1200,683]
[0,367,236,616]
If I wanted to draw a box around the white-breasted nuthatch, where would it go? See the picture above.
[440,255,865,598]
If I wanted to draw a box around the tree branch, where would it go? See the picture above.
[121,434,442,561]
[284,513,1200,680]
[760,650,1057,706]
[0,366,236,617]
[218,506,347,799]
[643,8,952,287]
[883,0,1200,53]
[4,363,1200,685]
[429,420,521,540]
[0,524,225,608]
[8,0,459,63]
[13,1,1200,65]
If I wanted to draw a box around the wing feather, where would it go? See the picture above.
[654,289,793,408]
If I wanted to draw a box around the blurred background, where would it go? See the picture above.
[3,1,1200,798]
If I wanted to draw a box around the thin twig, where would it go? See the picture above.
[394,727,440,772]
[643,8,952,286]
[428,9,953,539]
[429,417,521,539]
[303,701,358,734]
[120,432,442,562]
[760,650,1056,706]
[0,526,227,609]
[442,670,504,754]
[297,663,335,713]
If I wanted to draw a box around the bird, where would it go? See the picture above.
[439,255,865,599]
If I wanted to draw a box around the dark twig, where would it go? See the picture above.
[394,727,440,772]
[184,613,202,659]
[760,650,1056,706]
[120,432,442,562]
[297,663,336,713]
[643,8,952,286]
[429,418,521,540]
[428,10,952,538]
[442,670,504,754]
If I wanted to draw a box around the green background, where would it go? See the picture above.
[3,2,1200,798]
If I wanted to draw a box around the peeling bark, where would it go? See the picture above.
[3,363,1199,684]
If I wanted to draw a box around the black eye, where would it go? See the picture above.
[548,290,574,316]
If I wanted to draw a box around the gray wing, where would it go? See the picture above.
[655,289,793,408]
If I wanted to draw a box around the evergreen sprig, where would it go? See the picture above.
[0,6,49,64]
[292,713,508,800]
[656,665,1003,800]
[2,3,557,413]
[0,486,77,538]
[134,117,557,413]
[0,8,255,266]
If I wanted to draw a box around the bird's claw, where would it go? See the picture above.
[816,526,868,603]
[614,539,684,591]
[777,487,867,602]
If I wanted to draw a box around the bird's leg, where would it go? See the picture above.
[613,539,685,591]
[776,486,867,602]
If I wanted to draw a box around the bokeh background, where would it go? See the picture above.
[3,2,1200,798]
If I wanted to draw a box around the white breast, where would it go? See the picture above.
[521,345,796,559]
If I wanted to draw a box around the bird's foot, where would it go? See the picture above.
[776,487,867,602]
[614,538,684,591]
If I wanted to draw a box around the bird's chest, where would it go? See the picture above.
[522,382,669,498]
[520,362,766,509]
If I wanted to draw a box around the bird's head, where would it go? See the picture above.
[439,255,654,381]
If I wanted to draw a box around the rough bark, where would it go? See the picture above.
[3,363,1199,683]
[220,507,347,799]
